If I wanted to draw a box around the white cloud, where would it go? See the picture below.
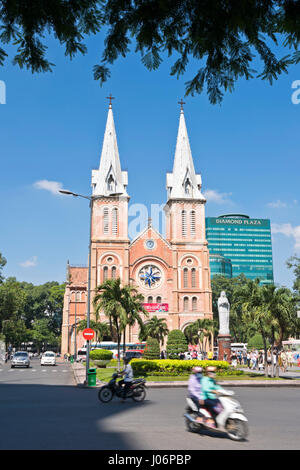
[19,256,38,268]
[33,180,63,195]
[203,189,233,205]
[267,200,287,208]
[272,223,300,252]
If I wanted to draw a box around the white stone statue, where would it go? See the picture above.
[218,291,230,336]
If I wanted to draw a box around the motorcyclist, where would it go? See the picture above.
[118,357,133,402]
[201,366,225,427]
[187,367,204,422]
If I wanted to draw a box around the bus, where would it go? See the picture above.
[282,340,300,364]
[126,342,147,354]
[90,341,137,358]
[231,343,247,352]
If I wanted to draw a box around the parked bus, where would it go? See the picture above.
[282,340,300,364]
[90,341,136,359]
[126,342,147,354]
[231,343,247,352]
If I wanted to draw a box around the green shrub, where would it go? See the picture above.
[131,359,229,376]
[166,330,188,359]
[89,349,113,361]
[144,337,160,360]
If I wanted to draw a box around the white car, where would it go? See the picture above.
[41,351,56,366]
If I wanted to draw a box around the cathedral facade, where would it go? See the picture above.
[61,103,213,355]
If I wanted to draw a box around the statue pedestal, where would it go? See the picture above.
[218,335,231,362]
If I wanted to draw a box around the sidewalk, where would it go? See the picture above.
[71,362,300,388]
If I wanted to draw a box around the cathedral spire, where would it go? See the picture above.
[166,105,205,200]
[92,99,128,197]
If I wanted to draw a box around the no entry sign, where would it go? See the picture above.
[82,328,95,341]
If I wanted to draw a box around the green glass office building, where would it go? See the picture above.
[206,214,274,284]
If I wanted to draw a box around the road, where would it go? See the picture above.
[0,359,300,450]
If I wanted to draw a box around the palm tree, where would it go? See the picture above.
[93,279,126,371]
[143,316,169,347]
[260,284,296,377]
[235,279,271,377]
[120,285,148,356]
[186,318,215,352]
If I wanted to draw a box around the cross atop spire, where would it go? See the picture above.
[178,98,185,112]
[91,102,128,197]
[106,94,115,108]
[166,108,205,201]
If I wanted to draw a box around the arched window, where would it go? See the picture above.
[147,296,153,303]
[112,207,118,235]
[183,268,188,288]
[103,207,109,235]
[111,266,116,280]
[182,210,187,237]
[75,291,81,302]
[190,210,196,237]
[192,297,197,311]
[103,266,108,281]
[107,174,115,192]
[191,268,196,288]
[156,296,162,303]
[183,297,189,311]
[185,178,191,195]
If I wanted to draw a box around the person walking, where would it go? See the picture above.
[281,350,287,372]
[287,349,294,369]
[231,352,237,368]
[247,351,251,368]
[266,350,272,375]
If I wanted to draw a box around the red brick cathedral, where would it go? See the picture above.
[61,102,213,355]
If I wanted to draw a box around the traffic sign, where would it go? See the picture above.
[82,328,95,341]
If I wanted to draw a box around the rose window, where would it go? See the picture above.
[139,265,162,289]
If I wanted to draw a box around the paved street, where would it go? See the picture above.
[0,359,300,450]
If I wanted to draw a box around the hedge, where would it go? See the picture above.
[130,359,230,376]
[89,349,113,361]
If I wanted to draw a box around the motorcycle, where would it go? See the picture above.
[98,373,146,403]
[184,389,248,441]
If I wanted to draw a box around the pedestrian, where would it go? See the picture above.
[266,350,272,375]
[197,351,204,361]
[278,351,284,372]
[231,352,237,368]
[287,349,294,369]
[247,351,251,368]
[258,351,264,371]
[207,350,213,360]
[192,350,198,360]
[237,351,242,365]
[281,350,287,372]
[243,350,247,366]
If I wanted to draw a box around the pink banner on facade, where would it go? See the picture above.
[143,303,169,312]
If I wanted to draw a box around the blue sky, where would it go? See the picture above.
[0,33,299,288]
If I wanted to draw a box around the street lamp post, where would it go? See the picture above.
[59,189,93,384]
[60,189,123,384]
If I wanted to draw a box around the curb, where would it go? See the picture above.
[71,363,300,388]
